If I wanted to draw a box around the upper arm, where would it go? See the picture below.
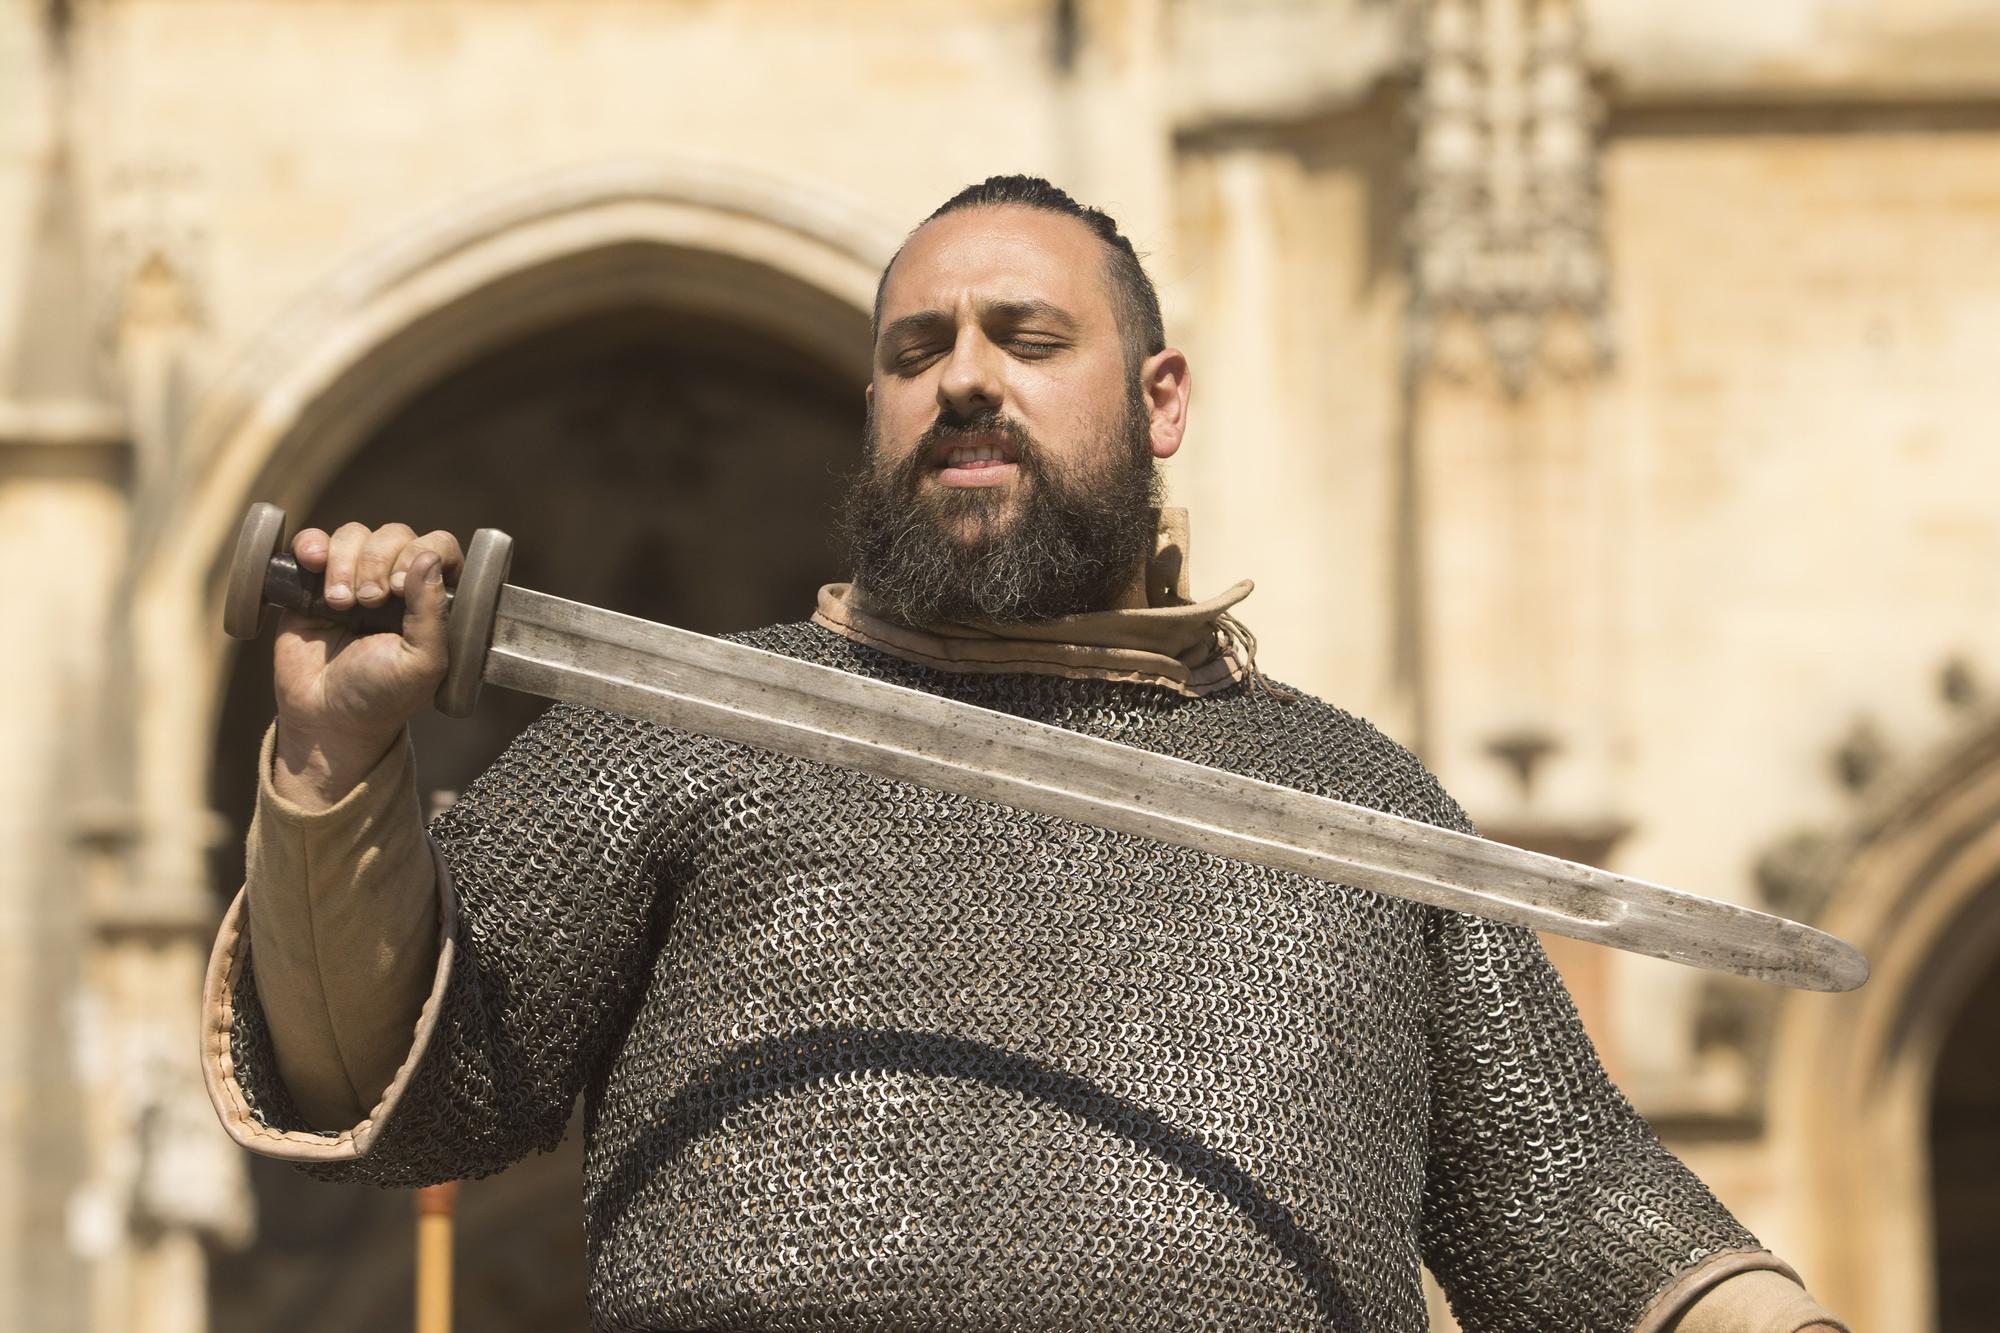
[1402,769,1763,1331]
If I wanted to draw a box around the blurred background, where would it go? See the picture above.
[2,1,1996,1329]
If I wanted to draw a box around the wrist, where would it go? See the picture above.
[272,718,402,811]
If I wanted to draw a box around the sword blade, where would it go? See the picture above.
[482,585,1867,992]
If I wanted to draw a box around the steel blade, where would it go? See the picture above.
[481,585,1867,992]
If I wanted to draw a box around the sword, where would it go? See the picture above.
[224,503,1867,993]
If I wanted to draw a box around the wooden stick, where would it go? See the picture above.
[414,1182,459,1333]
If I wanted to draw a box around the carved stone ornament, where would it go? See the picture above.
[98,160,210,524]
[98,161,208,350]
[1697,655,1990,1126]
[1404,0,1613,394]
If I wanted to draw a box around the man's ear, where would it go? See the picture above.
[1140,348,1190,461]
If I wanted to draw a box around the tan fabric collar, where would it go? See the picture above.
[811,508,1256,698]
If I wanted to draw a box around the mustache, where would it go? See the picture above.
[909,409,1040,471]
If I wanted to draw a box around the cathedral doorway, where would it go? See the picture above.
[1927,944,2000,1332]
[1769,716,2000,1332]
[202,301,863,1332]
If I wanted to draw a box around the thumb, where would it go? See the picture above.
[401,550,452,665]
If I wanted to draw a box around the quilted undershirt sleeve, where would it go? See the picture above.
[238,720,441,1129]
[1662,1270,1849,1333]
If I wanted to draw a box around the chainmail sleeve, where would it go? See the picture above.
[1408,784,1764,1332]
[218,702,695,1188]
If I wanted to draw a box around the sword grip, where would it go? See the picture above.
[224,501,513,719]
[260,550,426,636]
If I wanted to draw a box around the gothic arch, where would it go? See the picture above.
[166,155,890,561]
[1767,711,2000,1331]
[120,157,893,923]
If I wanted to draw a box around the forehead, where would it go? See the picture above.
[880,205,1115,327]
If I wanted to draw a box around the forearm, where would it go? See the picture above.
[210,702,693,1186]
[244,719,442,1128]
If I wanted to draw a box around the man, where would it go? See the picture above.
[202,176,1845,1332]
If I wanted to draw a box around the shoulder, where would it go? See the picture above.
[721,617,928,679]
[1209,676,1477,835]
[460,697,721,806]
[497,621,842,755]
[478,621,857,780]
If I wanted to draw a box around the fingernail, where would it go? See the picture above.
[326,583,349,601]
[390,572,407,593]
[358,583,381,601]
[425,563,444,584]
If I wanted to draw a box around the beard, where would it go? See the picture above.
[839,380,1163,625]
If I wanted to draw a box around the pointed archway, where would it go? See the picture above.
[1768,711,2000,1331]
[1927,949,2000,1331]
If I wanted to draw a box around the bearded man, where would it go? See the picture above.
[202,176,1846,1333]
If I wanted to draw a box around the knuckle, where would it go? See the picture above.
[374,531,414,561]
[363,528,410,567]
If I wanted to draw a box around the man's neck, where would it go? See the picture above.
[1103,558,1153,612]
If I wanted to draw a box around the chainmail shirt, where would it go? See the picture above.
[224,619,1761,1332]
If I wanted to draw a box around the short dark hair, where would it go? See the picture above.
[872,174,1167,371]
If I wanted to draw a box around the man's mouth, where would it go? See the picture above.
[930,433,1021,488]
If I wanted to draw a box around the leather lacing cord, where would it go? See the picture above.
[1216,610,1300,701]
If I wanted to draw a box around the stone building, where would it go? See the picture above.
[2,1,1996,1329]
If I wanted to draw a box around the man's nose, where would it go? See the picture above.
[936,328,1002,418]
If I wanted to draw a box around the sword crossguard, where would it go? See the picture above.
[223,501,513,718]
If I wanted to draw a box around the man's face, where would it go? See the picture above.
[844,204,1169,624]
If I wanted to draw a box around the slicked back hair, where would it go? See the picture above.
[872,175,1167,374]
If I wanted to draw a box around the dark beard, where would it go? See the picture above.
[839,383,1162,625]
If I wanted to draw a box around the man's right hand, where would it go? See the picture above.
[272,522,464,811]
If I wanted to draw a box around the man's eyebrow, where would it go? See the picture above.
[982,298,1080,331]
[879,298,1082,348]
[881,310,953,347]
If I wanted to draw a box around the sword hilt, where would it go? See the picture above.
[223,501,513,718]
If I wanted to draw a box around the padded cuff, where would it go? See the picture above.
[201,836,458,1162]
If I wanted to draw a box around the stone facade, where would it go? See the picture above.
[3,1,1997,1329]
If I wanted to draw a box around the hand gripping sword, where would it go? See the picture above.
[224,503,1867,993]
